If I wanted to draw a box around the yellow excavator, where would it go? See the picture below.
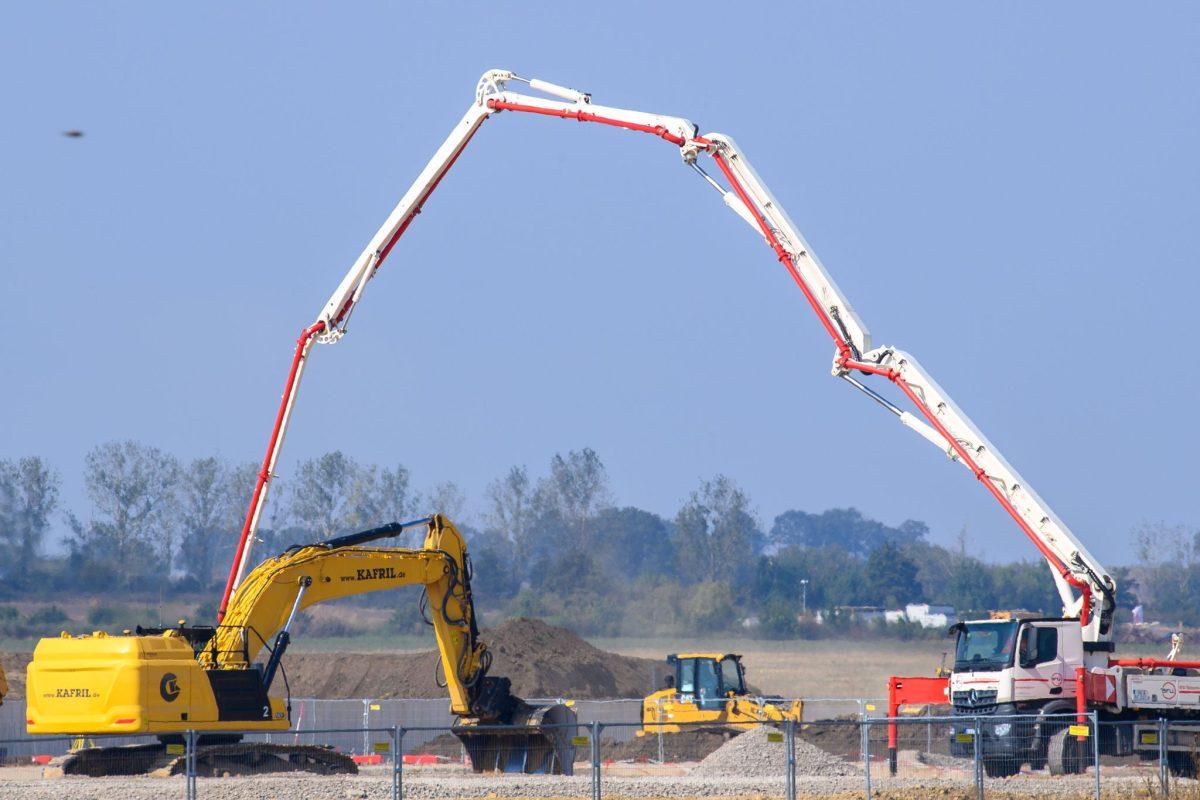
[0,661,7,706]
[25,515,576,775]
[640,653,802,734]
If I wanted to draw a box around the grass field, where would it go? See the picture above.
[593,636,949,699]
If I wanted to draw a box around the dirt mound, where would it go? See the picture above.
[284,617,663,700]
[1,652,30,701]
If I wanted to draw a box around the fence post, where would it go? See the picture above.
[185,728,197,800]
[785,718,796,800]
[590,720,600,800]
[926,705,932,756]
[392,725,403,800]
[862,718,871,799]
[1159,717,1168,794]
[973,715,983,800]
[656,698,664,764]
[1091,711,1100,800]
[361,699,370,757]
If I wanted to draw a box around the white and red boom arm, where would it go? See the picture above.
[219,71,1116,645]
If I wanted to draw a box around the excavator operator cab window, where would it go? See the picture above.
[694,658,722,710]
[719,656,745,696]
[674,657,723,710]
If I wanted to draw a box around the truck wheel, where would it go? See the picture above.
[982,757,1020,778]
[1047,729,1086,775]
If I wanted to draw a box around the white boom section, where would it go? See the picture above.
[699,133,1115,642]
[228,70,697,597]
[228,70,1117,647]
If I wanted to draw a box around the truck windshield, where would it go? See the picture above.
[954,621,1019,672]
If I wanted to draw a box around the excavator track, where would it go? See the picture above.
[46,742,356,778]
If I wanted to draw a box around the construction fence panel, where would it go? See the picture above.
[803,697,882,721]
[400,722,592,800]
[596,720,787,800]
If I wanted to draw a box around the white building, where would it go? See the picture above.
[899,603,957,628]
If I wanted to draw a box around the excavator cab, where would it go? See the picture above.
[673,653,746,710]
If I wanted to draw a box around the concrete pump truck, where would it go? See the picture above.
[193,70,1198,777]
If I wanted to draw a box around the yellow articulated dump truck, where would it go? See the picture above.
[641,653,802,734]
[26,515,576,776]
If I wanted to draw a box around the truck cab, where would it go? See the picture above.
[950,618,1084,714]
[948,618,1091,776]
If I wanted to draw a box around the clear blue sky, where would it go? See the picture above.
[3,3,1197,566]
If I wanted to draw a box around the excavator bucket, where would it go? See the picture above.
[454,701,577,775]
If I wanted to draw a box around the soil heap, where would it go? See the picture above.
[284,617,663,700]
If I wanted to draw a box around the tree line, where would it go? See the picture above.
[0,444,1188,637]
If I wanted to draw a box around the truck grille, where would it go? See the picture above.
[952,689,998,712]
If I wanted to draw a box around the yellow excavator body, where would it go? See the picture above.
[640,653,802,734]
[25,515,576,775]
[27,632,287,735]
[0,661,7,706]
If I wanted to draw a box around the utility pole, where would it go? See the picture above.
[800,579,809,616]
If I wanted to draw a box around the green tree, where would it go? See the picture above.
[683,581,737,630]
[0,456,60,577]
[672,475,762,585]
[285,451,369,538]
[591,506,674,579]
[770,507,928,556]
[68,441,180,589]
[178,458,257,589]
[864,541,923,607]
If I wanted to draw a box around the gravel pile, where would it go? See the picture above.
[692,725,859,778]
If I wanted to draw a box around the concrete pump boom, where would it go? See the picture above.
[219,70,1115,645]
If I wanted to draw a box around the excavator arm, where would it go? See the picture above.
[209,515,491,717]
[220,70,1114,644]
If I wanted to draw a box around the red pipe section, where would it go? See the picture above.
[887,676,899,775]
[841,356,1093,626]
[1075,667,1088,740]
[219,121,490,620]
[486,99,688,145]
[217,320,325,621]
[709,153,853,360]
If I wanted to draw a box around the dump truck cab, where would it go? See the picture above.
[641,653,801,734]
[670,653,747,710]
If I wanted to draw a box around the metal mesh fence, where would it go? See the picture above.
[7,711,1200,798]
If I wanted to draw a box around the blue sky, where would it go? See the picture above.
[2,2,1197,566]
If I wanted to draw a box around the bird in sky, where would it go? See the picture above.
[62,130,84,138]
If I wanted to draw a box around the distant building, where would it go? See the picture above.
[833,605,888,624]
[902,603,957,628]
